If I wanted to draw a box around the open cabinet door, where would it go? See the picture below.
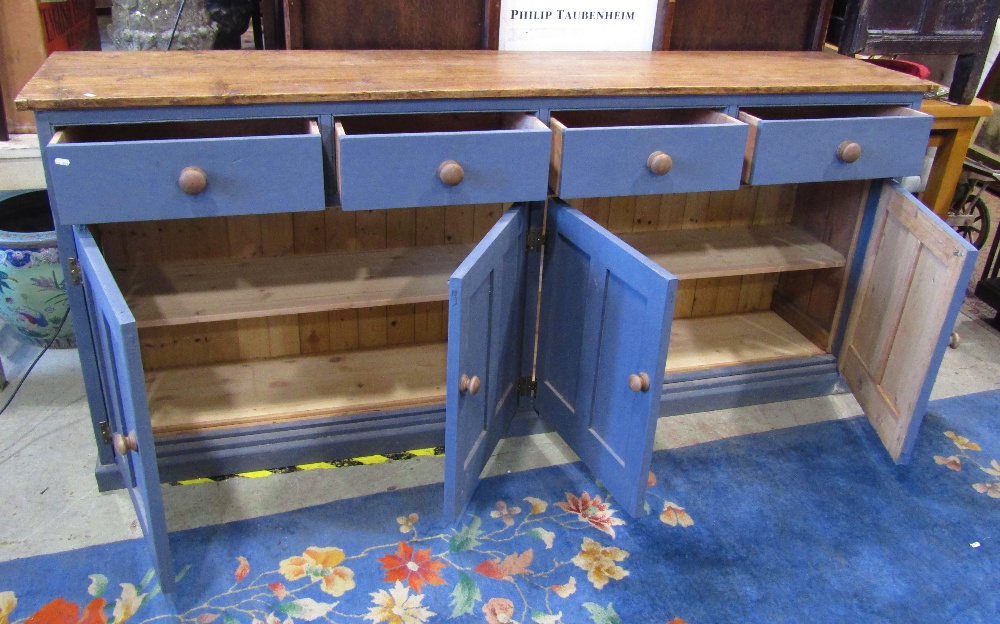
[74,227,175,594]
[536,201,677,517]
[444,205,528,520]
[840,182,977,463]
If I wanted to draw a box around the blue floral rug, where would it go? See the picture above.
[4,389,1000,624]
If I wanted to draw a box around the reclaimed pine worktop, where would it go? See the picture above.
[15,50,933,111]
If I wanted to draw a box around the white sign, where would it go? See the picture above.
[499,0,660,51]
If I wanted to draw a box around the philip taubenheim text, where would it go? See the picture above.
[509,10,637,20]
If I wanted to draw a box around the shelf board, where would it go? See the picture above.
[619,224,846,281]
[147,342,449,435]
[147,311,824,436]
[121,244,473,329]
[123,225,839,329]
[665,311,824,373]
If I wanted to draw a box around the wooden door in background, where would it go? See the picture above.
[662,0,835,51]
[283,0,501,50]
[832,0,1000,103]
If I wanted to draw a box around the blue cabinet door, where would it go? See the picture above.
[444,205,529,520]
[535,200,677,517]
[74,226,175,594]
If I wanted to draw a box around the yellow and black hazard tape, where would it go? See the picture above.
[170,446,445,486]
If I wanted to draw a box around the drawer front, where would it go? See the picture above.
[741,108,933,186]
[552,115,748,198]
[336,120,551,211]
[47,131,325,224]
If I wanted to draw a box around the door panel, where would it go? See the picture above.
[536,200,677,517]
[74,226,175,594]
[840,182,977,463]
[444,205,528,520]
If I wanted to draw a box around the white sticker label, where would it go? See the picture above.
[499,0,658,51]
[54,158,71,166]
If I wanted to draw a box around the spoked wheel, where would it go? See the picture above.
[952,195,992,249]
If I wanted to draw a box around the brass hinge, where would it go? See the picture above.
[518,377,537,397]
[526,228,544,252]
[68,257,82,286]
[99,421,112,445]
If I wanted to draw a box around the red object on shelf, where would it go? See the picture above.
[863,58,932,79]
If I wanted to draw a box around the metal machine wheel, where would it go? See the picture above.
[952,194,992,249]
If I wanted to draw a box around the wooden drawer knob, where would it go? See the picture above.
[112,431,138,456]
[438,160,464,186]
[459,373,481,395]
[836,141,862,164]
[647,151,673,176]
[628,372,650,393]
[179,166,208,195]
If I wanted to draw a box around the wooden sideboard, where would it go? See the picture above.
[17,50,976,595]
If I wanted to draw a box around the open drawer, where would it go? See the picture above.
[550,108,748,198]
[47,118,326,224]
[335,112,551,211]
[740,105,933,186]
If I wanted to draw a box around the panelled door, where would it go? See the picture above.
[535,201,677,517]
[840,182,977,463]
[75,226,175,594]
[444,205,529,520]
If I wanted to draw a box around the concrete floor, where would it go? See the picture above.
[1,308,999,565]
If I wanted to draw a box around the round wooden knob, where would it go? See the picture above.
[178,166,208,195]
[459,374,481,395]
[438,160,464,186]
[647,151,673,176]
[112,432,138,456]
[836,141,862,164]
[628,372,651,393]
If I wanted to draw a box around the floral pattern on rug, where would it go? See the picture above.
[0,572,159,624]
[933,430,1000,498]
[1,473,690,624]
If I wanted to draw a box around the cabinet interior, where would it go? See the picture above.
[738,104,911,121]
[335,112,543,135]
[53,118,318,144]
[93,179,868,436]
[550,108,739,128]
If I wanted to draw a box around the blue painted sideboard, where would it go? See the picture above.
[17,51,977,595]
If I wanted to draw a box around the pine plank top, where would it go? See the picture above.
[16,50,934,111]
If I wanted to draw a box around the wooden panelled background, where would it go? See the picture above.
[96,203,506,371]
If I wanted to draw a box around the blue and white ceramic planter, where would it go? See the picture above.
[0,192,75,348]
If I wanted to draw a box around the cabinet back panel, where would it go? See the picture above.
[566,185,798,234]
[673,273,779,319]
[106,202,503,370]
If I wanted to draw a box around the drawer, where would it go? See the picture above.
[550,109,749,198]
[335,112,551,211]
[47,118,325,224]
[740,105,933,186]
